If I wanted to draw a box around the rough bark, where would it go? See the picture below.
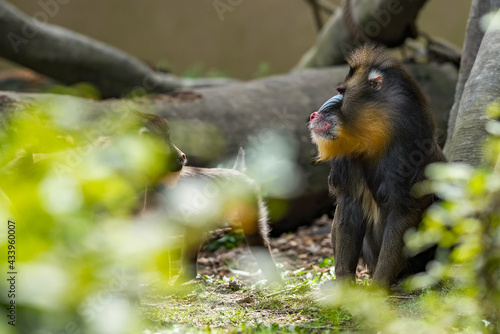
[0,64,457,234]
[296,0,428,68]
[0,0,182,98]
[446,10,500,165]
[444,0,500,156]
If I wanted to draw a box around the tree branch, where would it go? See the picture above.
[306,0,325,31]
[0,0,181,98]
[296,0,428,68]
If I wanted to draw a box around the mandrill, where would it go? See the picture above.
[309,45,446,287]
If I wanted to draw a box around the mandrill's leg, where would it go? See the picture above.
[332,196,367,281]
[372,211,419,287]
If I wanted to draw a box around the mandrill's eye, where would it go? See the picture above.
[337,85,346,95]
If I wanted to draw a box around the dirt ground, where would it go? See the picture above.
[196,215,334,280]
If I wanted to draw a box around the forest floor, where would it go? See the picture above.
[139,216,423,333]
[195,215,335,281]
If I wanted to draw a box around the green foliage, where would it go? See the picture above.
[141,270,351,333]
[0,100,184,334]
[206,68,229,78]
[183,62,205,78]
[204,231,246,252]
[0,96,306,333]
[181,61,272,80]
[156,59,173,73]
[253,62,273,79]
[403,111,500,329]
[182,62,228,78]
[318,257,335,268]
[46,82,101,100]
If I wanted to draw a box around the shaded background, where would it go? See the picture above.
[0,0,472,79]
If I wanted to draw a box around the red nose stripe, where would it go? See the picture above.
[310,112,319,121]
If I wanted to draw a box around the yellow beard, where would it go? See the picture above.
[314,109,392,161]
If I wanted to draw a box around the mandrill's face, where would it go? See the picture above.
[308,65,391,162]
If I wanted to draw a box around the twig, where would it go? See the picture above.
[306,0,324,31]
[315,0,337,14]
[304,0,339,31]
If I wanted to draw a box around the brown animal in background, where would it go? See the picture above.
[168,162,279,283]
[140,114,279,283]
[309,45,446,287]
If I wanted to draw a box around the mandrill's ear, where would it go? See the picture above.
[368,69,383,91]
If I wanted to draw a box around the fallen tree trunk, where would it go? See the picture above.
[0,64,457,234]
[0,0,182,98]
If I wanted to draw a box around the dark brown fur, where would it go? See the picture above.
[309,46,446,287]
